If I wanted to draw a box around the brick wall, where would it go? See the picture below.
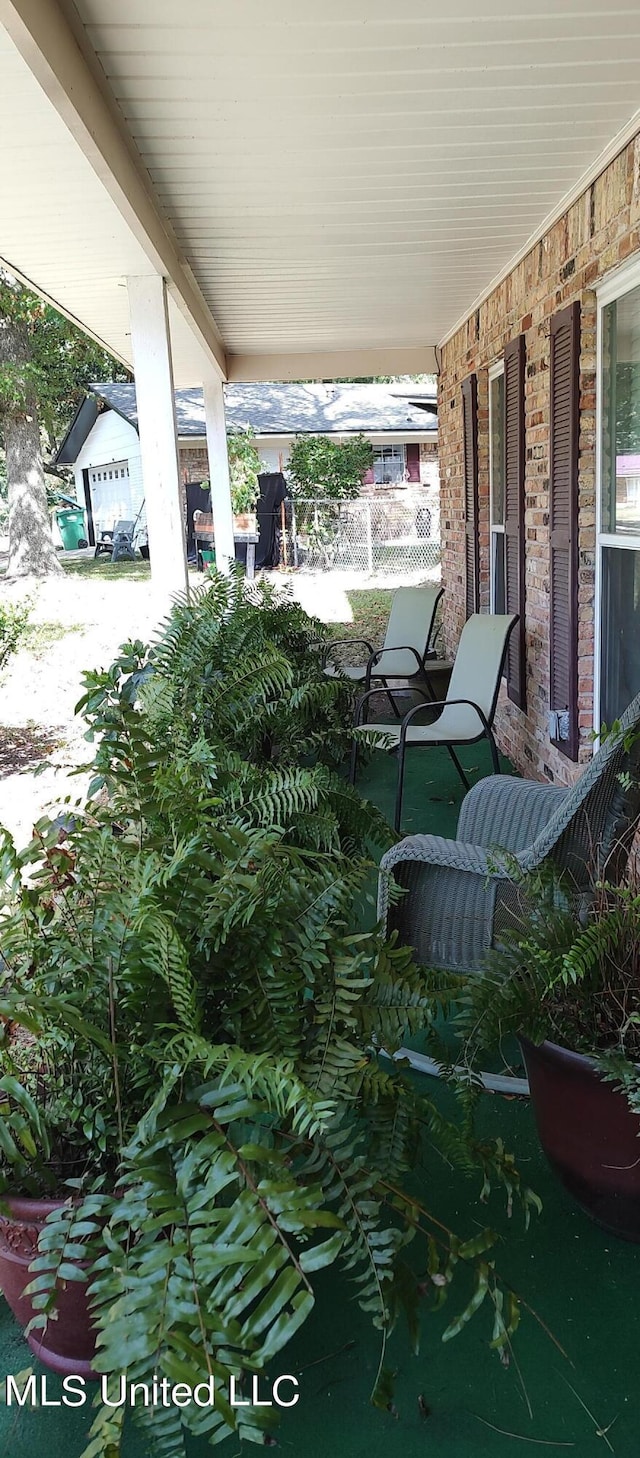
[419,439,439,492]
[439,133,640,785]
[180,441,440,497]
[180,445,208,483]
[179,446,209,530]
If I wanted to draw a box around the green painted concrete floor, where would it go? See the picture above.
[2,745,640,1457]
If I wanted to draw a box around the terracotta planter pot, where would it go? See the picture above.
[0,1196,97,1377]
[520,1037,640,1242]
[233,512,257,533]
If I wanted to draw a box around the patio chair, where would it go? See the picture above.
[323,584,443,701]
[351,612,518,832]
[94,519,135,561]
[377,692,640,974]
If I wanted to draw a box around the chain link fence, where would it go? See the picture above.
[284,491,440,575]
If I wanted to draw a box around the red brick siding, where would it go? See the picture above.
[439,132,640,786]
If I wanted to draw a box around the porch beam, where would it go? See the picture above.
[203,377,235,573]
[127,276,188,604]
[226,345,437,383]
[0,0,227,380]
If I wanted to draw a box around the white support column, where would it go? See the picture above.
[203,374,235,573]
[126,275,188,605]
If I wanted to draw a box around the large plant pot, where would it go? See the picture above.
[0,1197,97,1377]
[233,512,257,533]
[521,1037,640,1242]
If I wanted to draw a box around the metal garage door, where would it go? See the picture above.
[88,460,141,537]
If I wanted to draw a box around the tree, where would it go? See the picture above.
[0,268,128,578]
[0,275,61,577]
[288,432,373,503]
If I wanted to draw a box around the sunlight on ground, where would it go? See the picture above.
[0,555,440,846]
[266,563,439,624]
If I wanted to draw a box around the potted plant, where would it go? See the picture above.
[0,578,527,1454]
[457,864,640,1242]
[228,425,261,531]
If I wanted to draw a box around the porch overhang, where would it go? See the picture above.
[3,0,640,387]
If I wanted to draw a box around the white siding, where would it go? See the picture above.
[74,410,144,536]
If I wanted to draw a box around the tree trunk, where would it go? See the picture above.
[0,316,62,577]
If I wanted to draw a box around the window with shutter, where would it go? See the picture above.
[549,301,580,759]
[462,374,479,617]
[504,335,526,710]
[405,442,421,482]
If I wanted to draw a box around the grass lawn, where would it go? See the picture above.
[23,620,85,654]
[330,588,394,662]
[62,556,152,582]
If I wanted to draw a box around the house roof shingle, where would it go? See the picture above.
[96,380,437,439]
[55,380,437,467]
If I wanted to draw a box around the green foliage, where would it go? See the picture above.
[288,433,373,503]
[0,268,127,451]
[452,866,640,1117]
[0,579,528,1453]
[0,596,31,672]
[225,426,262,514]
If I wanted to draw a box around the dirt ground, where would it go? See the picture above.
[0,568,163,847]
[0,556,439,848]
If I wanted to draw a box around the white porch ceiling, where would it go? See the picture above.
[1,0,640,381]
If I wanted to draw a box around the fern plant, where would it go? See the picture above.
[452,864,640,1109]
[0,579,534,1455]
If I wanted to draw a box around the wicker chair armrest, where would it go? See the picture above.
[381,834,510,881]
[377,835,516,967]
[457,776,569,852]
[378,835,509,917]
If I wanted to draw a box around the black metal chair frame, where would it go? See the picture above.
[326,638,438,721]
[350,618,516,832]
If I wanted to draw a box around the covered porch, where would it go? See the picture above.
[0,746,639,1457]
[2,3,640,1456]
[2,0,639,657]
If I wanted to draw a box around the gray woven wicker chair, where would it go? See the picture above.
[323,584,443,703]
[378,692,640,973]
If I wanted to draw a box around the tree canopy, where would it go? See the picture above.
[0,270,129,459]
[0,269,127,575]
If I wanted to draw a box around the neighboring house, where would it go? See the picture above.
[55,381,438,547]
[439,135,640,786]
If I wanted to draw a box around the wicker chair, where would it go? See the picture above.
[378,693,640,973]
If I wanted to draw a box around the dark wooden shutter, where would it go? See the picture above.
[462,374,479,616]
[549,301,580,760]
[405,442,420,482]
[504,335,526,709]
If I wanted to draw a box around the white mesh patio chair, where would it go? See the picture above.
[378,692,640,974]
[351,613,518,832]
[323,585,443,710]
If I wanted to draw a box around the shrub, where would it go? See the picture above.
[288,433,373,504]
[0,580,532,1455]
[0,595,30,672]
[227,426,262,514]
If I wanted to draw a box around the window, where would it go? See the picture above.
[489,365,506,614]
[373,444,405,484]
[597,271,640,727]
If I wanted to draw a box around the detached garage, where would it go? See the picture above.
[57,397,145,547]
